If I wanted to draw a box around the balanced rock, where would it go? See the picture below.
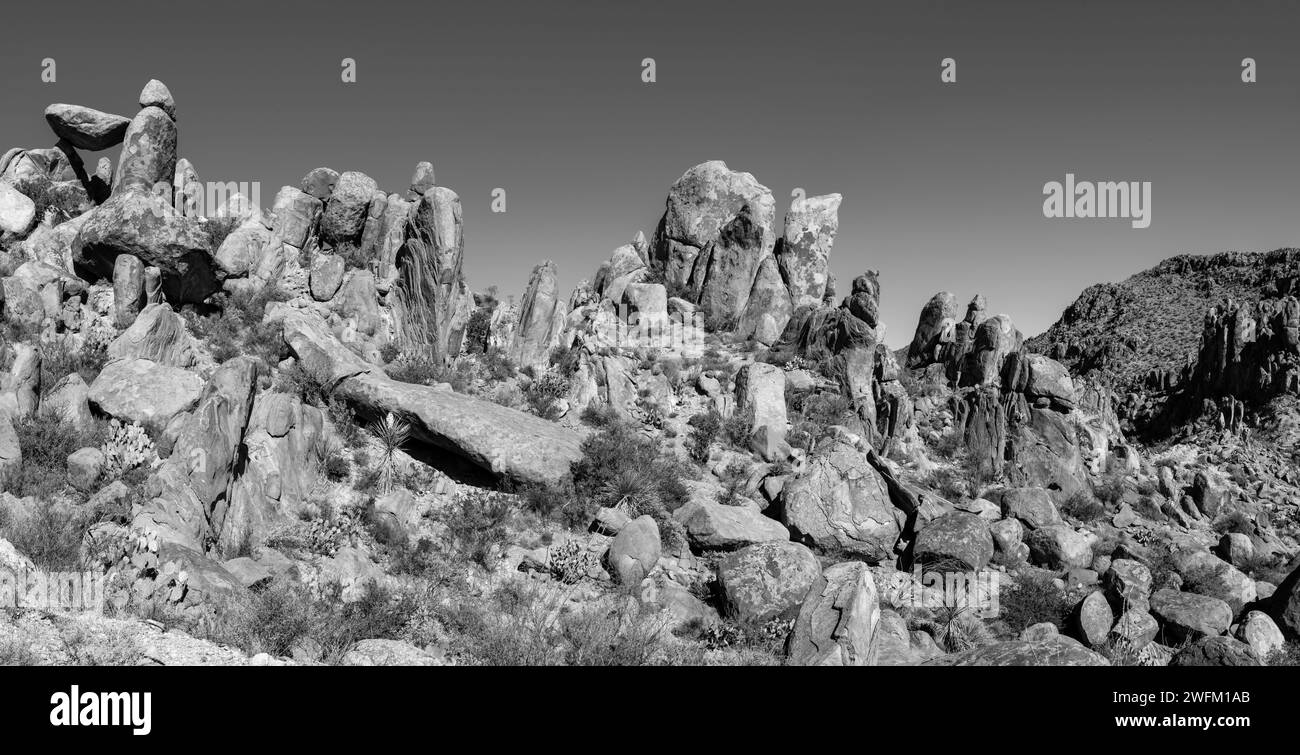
[44,104,131,151]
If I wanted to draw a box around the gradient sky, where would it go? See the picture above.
[2,0,1297,346]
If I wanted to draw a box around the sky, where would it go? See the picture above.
[2,0,1297,346]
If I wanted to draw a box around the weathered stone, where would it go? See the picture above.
[716,541,820,623]
[44,104,131,151]
[999,487,1063,530]
[107,303,201,368]
[67,447,105,492]
[1026,524,1096,570]
[1237,610,1285,659]
[112,106,176,193]
[0,182,36,235]
[300,167,339,200]
[733,362,787,460]
[673,499,790,550]
[87,358,203,427]
[913,511,995,571]
[1169,636,1262,666]
[607,515,660,584]
[408,161,436,199]
[319,170,378,244]
[787,561,880,666]
[1074,590,1114,647]
[139,79,176,120]
[781,436,902,562]
[509,260,568,371]
[1150,588,1233,643]
[112,253,145,327]
[778,193,841,308]
[310,253,346,301]
[270,185,322,248]
[924,637,1109,666]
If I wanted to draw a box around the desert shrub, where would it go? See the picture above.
[222,581,415,663]
[998,574,1072,634]
[569,420,694,537]
[716,460,750,507]
[273,362,330,407]
[463,308,493,354]
[579,402,619,428]
[444,581,670,666]
[924,465,969,501]
[912,606,995,653]
[9,417,108,499]
[548,342,582,378]
[686,411,721,463]
[523,371,571,420]
[440,488,515,568]
[1061,490,1106,522]
[1212,509,1254,536]
[1267,641,1300,666]
[517,479,586,529]
[480,347,516,382]
[184,286,288,373]
[12,175,85,225]
[1092,474,1127,506]
[927,429,964,459]
[722,413,752,448]
[384,354,445,386]
[40,339,110,387]
[787,392,854,452]
[326,397,363,448]
[203,214,243,251]
[335,241,371,271]
[323,449,351,482]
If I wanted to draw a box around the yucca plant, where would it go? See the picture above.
[368,412,412,494]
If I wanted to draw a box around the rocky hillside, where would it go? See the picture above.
[2,80,1299,668]
[1027,250,1300,396]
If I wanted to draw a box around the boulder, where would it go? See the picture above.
[1169,636,1262,667]
[319,170,378,244]
[44,104,131,151]
[270,185,322,248]
[673,499,790,550]
[74,189,219,304]
[999,487,1063,530]
[907,291,957,368]
[1074,590,1114,647]
[0,182,36,236]
[112,105,177,193]
[342,639,442,667]
[1237,610,1285,659]
[1026,524,1095,570]
[1150,588,1233,643]
[1104,558,1154,609]
[733,362,787,459]
[408,161,436,199]
[508,260,567,371]
[112,253,146,327]
[781,436,902,562]
[606,515,660,584]
[913,511,995,571]
[107,303,202,368]
[716,541,820,623]
[300,167,339,200]
[39,374,95,432]
[87,358,203,427]
[778,193,841,308]
[139,79,176,120]
[310,253,346,301]
[786,561,880,666]
[67,447,105,492]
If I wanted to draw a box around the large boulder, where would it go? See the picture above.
[508,260,568,371]
[606,515,660,584]
[913,511,995,571]
[44,104,131,151]
[1026,524,1095,570]
[107,303,202,368]
[1237,611,1285,659]
[906,291,957,368]
[87,358,203,427]
[786,561,881,666]
[652,160,776,296]
[390,187,466,362]
[1150,588,1233,643]
[781,436,902,562]
[999,487,1064,530]
[318,171,378,244]
[673,499,790,550]
[777,193,841,309]
[112,105,177,193]
[733,361,787,459]
[269,185,322,248]
[716,541,821,623]
[0,182,37,236]
[74,189,220,304]
[336,372,584,487]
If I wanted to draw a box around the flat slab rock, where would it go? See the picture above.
[922,637,1109,666]
[338,372,583,487]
